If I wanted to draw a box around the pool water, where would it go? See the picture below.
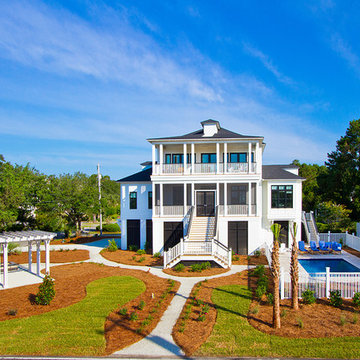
[83,238,121,248]
[299,259,360,273]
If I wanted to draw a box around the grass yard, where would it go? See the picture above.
[0,276,145,356]
[197,285,360,358]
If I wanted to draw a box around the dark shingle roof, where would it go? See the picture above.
[148,127,263,141]
[117,167,152,183]
[262,165,304,180]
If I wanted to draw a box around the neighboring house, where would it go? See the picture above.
[117,120,304,268]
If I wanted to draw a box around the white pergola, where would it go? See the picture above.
[0,230,56,289]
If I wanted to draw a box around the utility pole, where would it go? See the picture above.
[97,163,102,236]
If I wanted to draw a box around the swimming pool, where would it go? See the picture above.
[299,259,360,273]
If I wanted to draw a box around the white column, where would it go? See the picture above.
[152,145,156,174]
[224,182,228,216]
[191,143,195,174]
[159,144,163,175]
[248,182,252,216]
[28,241,32,272]
[183,182,187,216]
[224,143,228,173]
[3,243,8,289]
[216,143,220,174]
[255,142,259,174]
[183,143,187,174]
[152,182,155,213]
[36,241,41,276]
[216,182,219,206]
[191,183,195,206]
[248,142,252,173]
[45,239,50,275]
[256,182,260,216]
[160,183,163,216]
[326,267,330,298]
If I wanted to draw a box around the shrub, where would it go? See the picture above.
[35,274,55,305]
[254,250,261,257]
[153,252,161,258]
[137,249,146,255]
[137,256,145,263]
[7,309,17,316]
[174,263,185,272]
[297,317,304,329]
[191,264,202,272]
[330,290,343,308]
[119,308,127,316]
[128,245,139,252]
[96,223,120,232]
[107,239,118,252]
[138,300,146,310]
[280,309,287,318]
[129,312,138,321]
[232,255,240,261]
[256,275,268,290]
[267,292,274,305]
[250,306,259,314]
[251,265,265,278]
[255,285,267,300]
[302,289,316,305]
[7,243,21,255]
[340,314,347,326]
[353,292,360,307]
[200,261,211,270]
[353,314,358,324]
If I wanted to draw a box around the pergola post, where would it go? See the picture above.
[28,241,32,272]
[45,239,50,275]
[36,241,41,276]
[3,243,8,289]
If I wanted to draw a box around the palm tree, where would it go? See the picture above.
[270,223,281,329]
[290,222,299,310]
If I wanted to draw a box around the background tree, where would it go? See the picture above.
[270,223,281,329]
[290,222,299,310]
[316,201,352,232]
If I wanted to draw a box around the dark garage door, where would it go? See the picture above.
[164,222,183,251]
[127,220,140,249]
[228,221,248,255]
[146,219,153,251]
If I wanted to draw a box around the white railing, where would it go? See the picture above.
[193,163,217,174]
[264,241,273,267]
[154,205,185,216]
[301,211,311,242]
[163,238,232,268]
[281,268,360,299]
[319,232,360,252]
[218,204,256,216]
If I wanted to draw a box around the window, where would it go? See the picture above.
[201,153,216,163]
[165,154,171,164]
[230,185,247,205]
[130,192,137,209]
[172,154,183,164]
[229,153,255,163]
[148,191,152,209]
[271,185,293,208]
[164,153,195,164]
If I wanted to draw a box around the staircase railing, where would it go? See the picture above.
[301,211,311,243]
[213,205,219,239]
[184,206,194,240]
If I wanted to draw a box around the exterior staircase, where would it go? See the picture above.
[301,211,319,243]
[188,217,215,242]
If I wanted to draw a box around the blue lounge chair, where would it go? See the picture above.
[332,242,342,252]
[310,241,319,251]
[298,241,308,252]
[319,241,328,251]
[325,241,332,250]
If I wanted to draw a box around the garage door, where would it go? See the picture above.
[127,220,140,249]
[228,221,248,255]
[164,222,183,251]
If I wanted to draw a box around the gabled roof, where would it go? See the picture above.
[262,165,304,180]
[148,126,263,142]
[117,167,152,183]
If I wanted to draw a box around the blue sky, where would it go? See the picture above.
[0,0,359,179]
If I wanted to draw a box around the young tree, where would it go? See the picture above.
[270,223,281,329]
[290,222,299,310]
[316,201,352,232]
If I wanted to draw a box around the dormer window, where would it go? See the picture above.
[201,119,220,137]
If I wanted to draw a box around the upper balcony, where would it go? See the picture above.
[153,162,257,175]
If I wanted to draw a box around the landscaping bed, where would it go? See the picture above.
[8,249,90,264]
[163,265,229,277]
[100,249,163,267]
[51,234,120,245]
[231,254,268,266]
[0,262,179,355]
[344,247,360,258]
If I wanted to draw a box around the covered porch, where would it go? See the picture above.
[0,230,56,289]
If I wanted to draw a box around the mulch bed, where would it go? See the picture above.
[172,270,253,356]
[232,254,268,266]
[163,267,229,277]
[51,234,121,245]
[0,262,179,354]
[100,249,163,267]
[8,249,90,264]
[344,247,360,258]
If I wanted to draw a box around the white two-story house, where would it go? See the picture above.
[118,120,303,268]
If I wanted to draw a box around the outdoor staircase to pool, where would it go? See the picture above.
[164,207,232,269]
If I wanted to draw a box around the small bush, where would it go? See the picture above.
[302,289,316,305]
[232,255,240,261]
[7,243,20,255]
[340,314,347,326]
[281,309,287,318]
[174,263,185,272]
[200,261,211,270]
[353,292,360,307]
[255,285,267,300]
[267,292,274,305]
[137,249,146,255]
[153,252,161,258]
[132,255,136,260]
[96,223,120,232]
[129,312,138,321]
[330,290,343,308]
[191,264,202,272]
[250,306,259,314]
[352,314,358,324]
[251,265,265,278]
[256,275,268,290]
[254,250,261,257]
[119,308,127,316]
[35,274,55,305]
[297,317,304,329]
[138,300,146,310]
[106,239,118,252]
[178,326,185,333]
[128,245,139,252]
[7,309,17,316]
[137,256,145,263]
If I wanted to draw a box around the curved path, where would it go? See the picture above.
[46,243,250,357]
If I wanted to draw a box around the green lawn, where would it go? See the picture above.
[197,285,360,358]
[0,276,145,356]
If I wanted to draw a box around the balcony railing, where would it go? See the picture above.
[218,204,257,216]
[153,162,257,175]
[154,205,190,216]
